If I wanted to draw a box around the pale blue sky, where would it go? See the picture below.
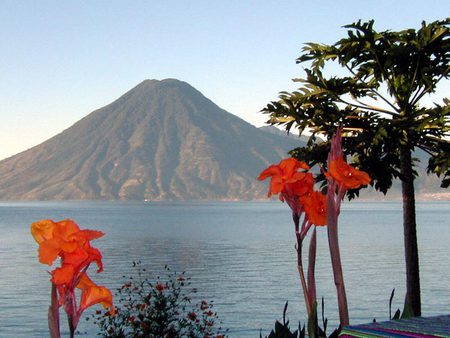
[1,0,448,160]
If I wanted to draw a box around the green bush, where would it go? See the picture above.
[90,262,226,338]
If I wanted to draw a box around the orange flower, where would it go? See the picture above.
[302,191,327,226]
[30,219,55,243]
[31,219,114,334]
[31,219,104,266]
[258,158,310,197]
[327,157,371,189]
[52,265,76,285]
[289,172,315,198]
[31,219,105,290]
[77,273,115,314]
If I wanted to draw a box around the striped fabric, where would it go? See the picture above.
[340,315,450,338]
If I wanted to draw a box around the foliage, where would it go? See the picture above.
[263,302,304,338]
[261,301,341,338]
[258,130,370,328]
[90,262,225,338]
[261,18,450,317]
[262,18,450,193]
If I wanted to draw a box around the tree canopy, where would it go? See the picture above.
[263,18,450,196]
[262,18,450,317]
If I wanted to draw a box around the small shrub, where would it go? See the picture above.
[90,261,226,337]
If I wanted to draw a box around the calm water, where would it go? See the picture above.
[0,201,449,337]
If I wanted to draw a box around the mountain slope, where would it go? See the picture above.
[0,79,303,200]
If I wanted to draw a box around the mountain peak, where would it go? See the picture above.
[137,78,186,86]
[117,78,204,109]
[0,80,300,201]
[133,78,196,92]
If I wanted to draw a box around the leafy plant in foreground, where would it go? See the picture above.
[31,219,114,338]
[263,302,304,338]
[262,301,340,338]
[262,18,450,316]
[90,262,225,337]
[258,128,370,329]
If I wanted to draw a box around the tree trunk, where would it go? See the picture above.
[399,146,421,317]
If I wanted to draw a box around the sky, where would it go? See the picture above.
[1,1,449,160]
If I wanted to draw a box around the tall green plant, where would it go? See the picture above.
[262,18,450,317]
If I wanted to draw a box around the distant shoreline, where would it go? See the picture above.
[1,195,449,204]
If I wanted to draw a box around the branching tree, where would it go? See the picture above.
[262,18,450,317]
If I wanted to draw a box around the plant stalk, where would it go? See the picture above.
[48,284,61,338]
[327,186,349,326]
[297,231,311,316]
[307,228,317,307]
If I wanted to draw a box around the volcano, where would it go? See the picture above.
[0,79,302,200]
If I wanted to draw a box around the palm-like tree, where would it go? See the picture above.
[262,18,450,317]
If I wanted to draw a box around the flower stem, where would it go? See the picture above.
[297,244,311,316]
[293,214,310,316]
[48,284,61,338]
[327,186,349,326]
[307,228,317,307]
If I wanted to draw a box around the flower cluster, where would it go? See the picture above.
[31,219,114,337]
[258,157,325,226]
[325,129,371,214]
[258,157,326,318]
[258,128,371,331]
[91,262,226,338]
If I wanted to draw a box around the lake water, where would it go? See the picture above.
[0,201,448,337]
